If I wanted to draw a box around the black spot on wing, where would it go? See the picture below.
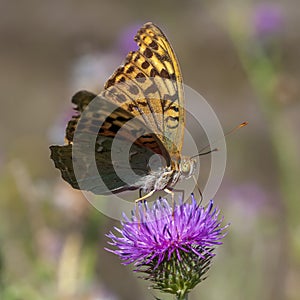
[160,69,170,79]
[142,61,150,69]
[126,66,134,73]
[149,40,158,50]
[144,48,153,58]
[150,68,159,77]
[135,72,146,83]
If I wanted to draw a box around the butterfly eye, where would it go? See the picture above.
[180,160,195,178]
[181,161,190,174]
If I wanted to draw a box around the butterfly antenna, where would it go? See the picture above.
[191,121,248,158]
[226,121,248,135]
[191,148,218,159]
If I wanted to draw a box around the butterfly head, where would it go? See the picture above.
[179,157,197,179]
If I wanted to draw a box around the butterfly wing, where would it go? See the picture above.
[50,91,170,194]
[100,22,184,161]
[50,22,184,194]
[50,140,158,194]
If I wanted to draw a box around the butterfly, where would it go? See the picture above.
[50,22,197,200]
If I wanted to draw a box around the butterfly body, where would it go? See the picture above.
[50,22,197,200]
[129,157,196,202]
[136,160,177,193]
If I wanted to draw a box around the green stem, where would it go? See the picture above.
[227,15,300,300]
[177,294,188,300]
[228,19,300,227]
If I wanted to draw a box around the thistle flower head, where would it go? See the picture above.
[106,195,228,298]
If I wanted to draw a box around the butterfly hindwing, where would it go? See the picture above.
[50,138,160,194]
[65,90,98,143]
[50,91,170,194]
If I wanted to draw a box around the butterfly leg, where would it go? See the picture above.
[192,175,203,203]
[164,188,175,210]
[168,188,185,202]
[135,190,155,203]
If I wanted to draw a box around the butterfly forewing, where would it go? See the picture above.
[100,22,184,161]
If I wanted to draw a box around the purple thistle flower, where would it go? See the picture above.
[106,195,228,297]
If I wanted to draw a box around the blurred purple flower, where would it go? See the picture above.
[253,3,284,37]
[231,182,268,203]
[48,51,121,144]
[71,52,121,91]
[226,183,270,221]
[117,24,141,56]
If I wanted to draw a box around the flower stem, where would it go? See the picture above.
[225,10,300,300]
[177,294,188,300]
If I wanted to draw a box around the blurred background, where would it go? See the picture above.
[0,0,299,299]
